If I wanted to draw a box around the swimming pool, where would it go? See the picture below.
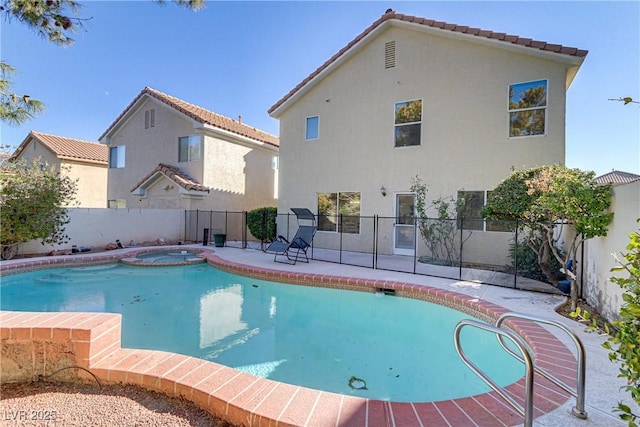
[0,262,524,402]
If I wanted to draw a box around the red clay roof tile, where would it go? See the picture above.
[596,170,640,186]
[14,131,108,164]
[130,163,209,193]
[101,88,279,148]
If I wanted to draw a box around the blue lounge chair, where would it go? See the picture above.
[266,208,317,264]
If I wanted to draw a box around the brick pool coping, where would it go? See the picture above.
[0,247,576,426]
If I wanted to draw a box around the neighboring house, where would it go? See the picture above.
[99,87,279,210]
[595,170,640,187]
[11,131,108,208]
[268,9,587,261]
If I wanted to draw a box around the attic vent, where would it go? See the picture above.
[385,41,396,69]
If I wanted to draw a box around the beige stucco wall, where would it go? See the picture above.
[61,160,108,208]
[276,26,570,215]
[105,98,198,206]
[105,98,277,211]
[17,208,184,256]
[202,134,278,211]
[584,181,640,321]
[14,140,107,208]
[273,24,575,261]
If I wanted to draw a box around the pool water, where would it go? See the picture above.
[0,264,524,402]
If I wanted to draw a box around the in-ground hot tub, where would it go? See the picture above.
[120,249,205,266]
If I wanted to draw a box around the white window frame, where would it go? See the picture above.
[178,135,202,162]
[306,116,319,141]
[394,99,422,147]
[109,145,125,169]
[508,79,548,138]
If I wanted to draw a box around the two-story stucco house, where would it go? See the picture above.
[268,9,587,262]
[11,131,108,208]
[99,87,279,211]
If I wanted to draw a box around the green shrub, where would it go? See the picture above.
[603,224,640,426]
[247,207,277,242]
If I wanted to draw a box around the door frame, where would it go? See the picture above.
[393,192,416,256]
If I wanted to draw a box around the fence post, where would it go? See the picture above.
[459,217,463,280]
[579,234,584,299]
[373,215,378,270]
[261,209,267,251]
[413,213,418,274]
[242,211,247,249]
[339,214,343,264]
[195,210,200,244]
[514,220,519,289]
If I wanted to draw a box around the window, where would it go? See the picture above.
[394,99,422,147]
[108,199,126,209]
[306,116,319,140]
[144,109,155,129]
[457,191,485,231]
[317,192,361,234]
[178,135,201,162]
[485,190,516,232]
[508,79,547,137]
[109,146,125,168]
[457,190,514,232]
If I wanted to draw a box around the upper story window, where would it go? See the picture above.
[317,192,361,234]
[144,109,155,129]
[178,135,201,162]
[508,79,547,137]
[394,99,422,147]
[306,116,319,140]
[109,145,125,168]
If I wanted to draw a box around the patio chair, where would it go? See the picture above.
[265,208,317,264]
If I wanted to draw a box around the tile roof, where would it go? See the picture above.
[268,9,588,115]
[100,87,279,148]
[596,170,640,186]
[14,131,108,164]
[131,163,209,193]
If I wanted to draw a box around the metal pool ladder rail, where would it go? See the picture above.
[453,312,587,427]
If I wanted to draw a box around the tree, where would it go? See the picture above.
[0,61,45,125]
[602,223,640,426]
[0,0,204,125]
[0,158,77,260]
[481,167,559,284]
[483,165,613,310]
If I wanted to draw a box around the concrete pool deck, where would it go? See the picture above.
[1,245,637,426]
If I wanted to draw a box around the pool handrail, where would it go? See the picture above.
[495,312,588,420]
[454,319,535,427]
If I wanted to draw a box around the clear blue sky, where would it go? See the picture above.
[2,1,639,176]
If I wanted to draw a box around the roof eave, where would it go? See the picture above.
[269,16,587,118]
[200,123,280,152]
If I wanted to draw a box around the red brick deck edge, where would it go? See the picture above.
[1,248,576,426]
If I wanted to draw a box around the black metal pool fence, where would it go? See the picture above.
[184,210,583,296]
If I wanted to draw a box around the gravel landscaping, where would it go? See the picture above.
[0,381,237,426]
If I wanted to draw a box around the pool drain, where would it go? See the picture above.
[348,376,368,390]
